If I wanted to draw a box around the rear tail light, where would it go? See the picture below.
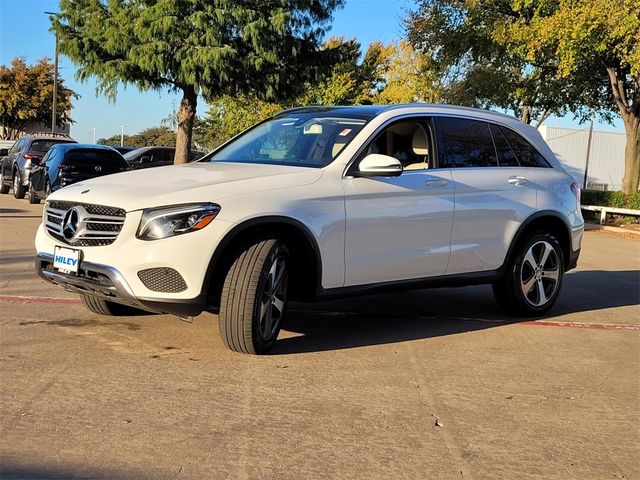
[570,182,581,205]
[23,154,42,161]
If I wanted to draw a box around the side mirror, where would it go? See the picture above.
[356,153,403,177]
[0,148,8,157]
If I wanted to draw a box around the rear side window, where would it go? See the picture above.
[499,127,550,168]
[30,140,73,153]
[489,124,520,167]
[63,149,129,168]
[437,117,497,168]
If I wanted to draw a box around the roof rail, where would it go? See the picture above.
[26,131,73,138]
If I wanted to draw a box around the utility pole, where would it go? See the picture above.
[45,12,59,134]
[120,125,125,146]
[92,128,96,144]
[582,120,594,190]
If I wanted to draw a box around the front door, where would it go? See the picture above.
[343,118,455,286]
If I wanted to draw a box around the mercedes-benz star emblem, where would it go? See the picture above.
[94,165,102,172]
[62,208,80,241]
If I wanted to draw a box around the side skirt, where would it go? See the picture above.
[315,269,503,301]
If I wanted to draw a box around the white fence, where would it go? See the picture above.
[539,125,627,191]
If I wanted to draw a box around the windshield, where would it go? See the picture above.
[206,113,369,168]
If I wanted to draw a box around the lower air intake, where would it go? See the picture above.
[137,268,187,293]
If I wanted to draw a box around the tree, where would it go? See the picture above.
[0,57,77,140]
[98,126,177,147]
[408,0,639,192]
[53,0,344,165]
[372,41,441,104]
[407,1,606,127]
[498,0,640,192]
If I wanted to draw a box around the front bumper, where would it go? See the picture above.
[36,253,207,316]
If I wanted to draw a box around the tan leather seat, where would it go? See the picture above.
[404,126,429,171]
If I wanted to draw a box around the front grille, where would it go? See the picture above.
[45,201,126,247]
[137,268,187,293]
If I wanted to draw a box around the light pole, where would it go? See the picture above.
[120,125,125,146]
[44,12,59,134]
[92,128,96,144]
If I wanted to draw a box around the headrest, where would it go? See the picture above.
[412,126,429,156]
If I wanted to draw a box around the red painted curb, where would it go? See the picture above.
[0,295,81,305]
[518,320,640,331]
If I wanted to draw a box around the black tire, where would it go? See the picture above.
[13,171,25,199]
[27,182,41,204]
[493,231,564,316]
[0,171,9,194]
[219,239,289,354]
[45,179,52,198]
[80,294,149,316]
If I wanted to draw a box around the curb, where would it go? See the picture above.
[585,223,640,237]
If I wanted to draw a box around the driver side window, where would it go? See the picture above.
[361,119,433,171]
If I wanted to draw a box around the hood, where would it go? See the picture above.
[47,161,323,212]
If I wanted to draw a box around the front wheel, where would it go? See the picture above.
[493,232,564,316]
[13,172,25,199]
[218,239,289,354]
[80,294,149,316]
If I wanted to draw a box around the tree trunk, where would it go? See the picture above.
[621,115,639,193]
[174,85,197,165]
[520,105,532,124]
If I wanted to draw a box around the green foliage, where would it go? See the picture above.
[0,57,77,140]
[196,38,442,149]
[582,190,640,210]
[406,1,616,125]
[53,0,345,163]
[194,96,283,149]
[98,126,177,148]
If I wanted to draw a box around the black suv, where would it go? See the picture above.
[28,144,130,204]
[123,146,204,169]
[0,133,77,198]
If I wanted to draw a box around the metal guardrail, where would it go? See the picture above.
[581,205,640,224]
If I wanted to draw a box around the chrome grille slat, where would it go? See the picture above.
[44,201,126,247]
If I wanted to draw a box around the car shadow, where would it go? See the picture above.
[273,270,640,354]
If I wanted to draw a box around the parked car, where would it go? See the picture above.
[28,144,130,204]
[35,104,584,355]
[0,133,77,198]
[111,146,136,154]
[123,146,204,169]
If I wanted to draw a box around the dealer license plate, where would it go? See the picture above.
[53,246,81,274]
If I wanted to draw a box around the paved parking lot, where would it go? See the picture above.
[1,194,639,480]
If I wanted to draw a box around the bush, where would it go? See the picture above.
[581,190,640,224]
[581,190,640,210]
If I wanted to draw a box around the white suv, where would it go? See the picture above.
[35,105,584,354]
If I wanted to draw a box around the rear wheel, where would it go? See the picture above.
[27,182,41,204]
[218,239,289,354]
[13,171,25,199]
[0,171,9,194]
[493,232,564,316]
[80,294,149,316]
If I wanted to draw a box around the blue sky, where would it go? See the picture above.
[0,0,623,143]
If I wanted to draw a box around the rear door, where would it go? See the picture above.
[434,116,537,274]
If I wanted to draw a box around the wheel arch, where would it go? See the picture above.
[504,210,573,271]
[203,216,323,307]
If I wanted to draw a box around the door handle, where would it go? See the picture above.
[425,179,448,187]
[508,176,528,185]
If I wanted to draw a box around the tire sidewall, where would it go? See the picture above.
[510,232,564,315]
[251,241,289,353]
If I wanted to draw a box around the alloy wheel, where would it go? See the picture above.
[259,255,287,340]
[520,240,560,307]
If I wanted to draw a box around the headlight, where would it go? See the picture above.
[136,203,220,240]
